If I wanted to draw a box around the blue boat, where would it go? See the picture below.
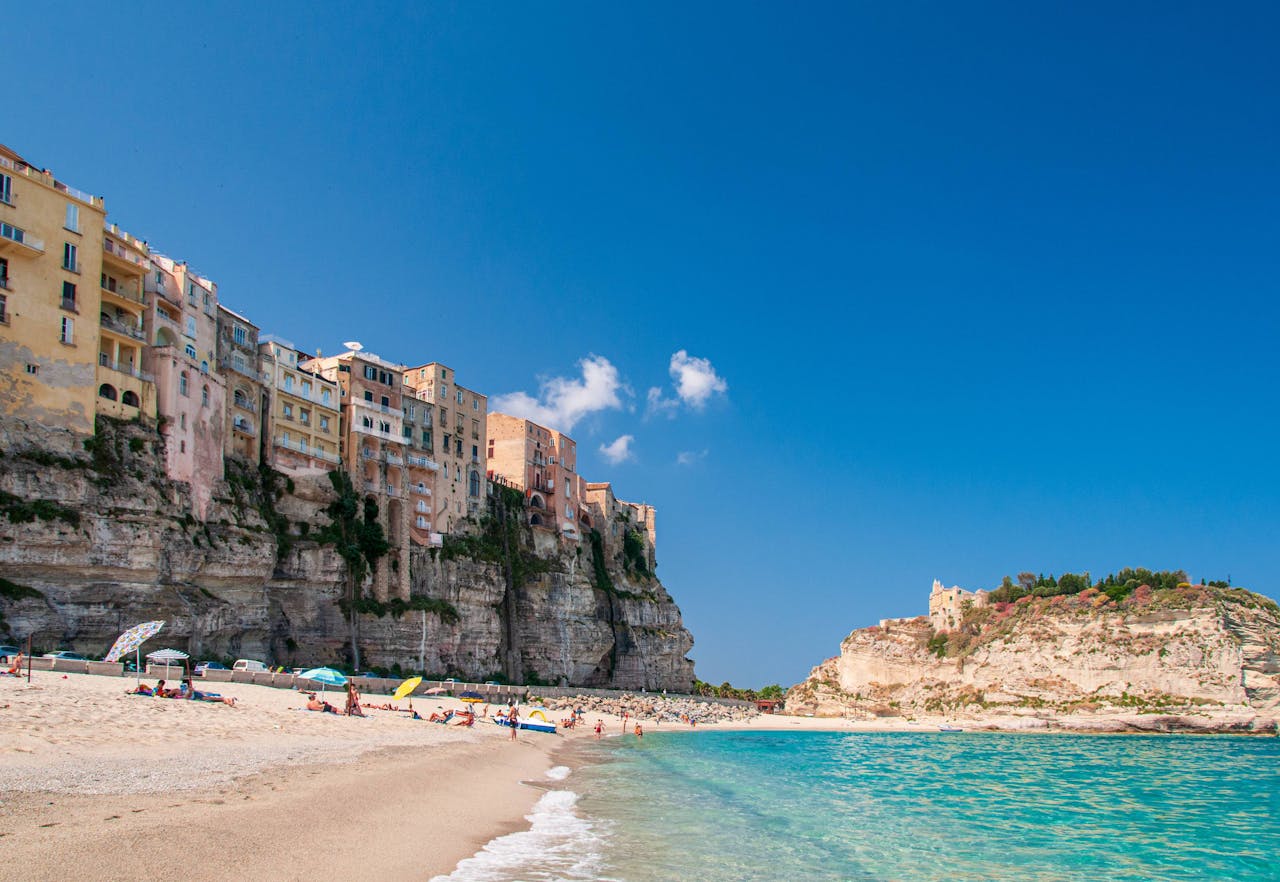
[494,717,557,734]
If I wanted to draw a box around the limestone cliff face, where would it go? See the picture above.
[0,418,695,690]
[788,586,1280,724]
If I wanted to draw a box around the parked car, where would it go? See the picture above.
[443,677,458,683]
[0,645,21,663]
[232,659,268,673]
[43,650,87,661]
[195,661,229,675]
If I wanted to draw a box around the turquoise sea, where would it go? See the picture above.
[437,731,1280,881]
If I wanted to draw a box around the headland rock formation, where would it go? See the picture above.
[789,572,1280,733]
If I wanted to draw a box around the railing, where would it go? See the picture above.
[99,313,146,341]
[233,418,255,435]
[98,355,152,381]
[102,236,147,269]
[352,422,400,443]
[0,155,103,207]
[0,222,43,252]
[232,397,255,413]
[411,485,432,497]
[354,397,397,415]
[360,447,380,460]
[274,436,339,463]
[415,502,432,514]
[154,309,178,327]
[385,453,404,466]
[100,280,145,305]
[406,453,438,470]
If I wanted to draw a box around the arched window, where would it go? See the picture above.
[468,470,480,498]
[185,344,196,359]
[121,390,139,407]
[200,360,209,374]
[201,386,209,406]
[530,513,543,526]
[234,389,247,408]
[97,383,118,401]
[179,373,189,397]
[529,494,545,510]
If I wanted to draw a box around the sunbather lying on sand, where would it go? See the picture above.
[428,710,454,723]
[127,683,155,696]
[307,697,339,714]
[453,711,475,727]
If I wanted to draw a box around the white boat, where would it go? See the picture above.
[938,725,963,733]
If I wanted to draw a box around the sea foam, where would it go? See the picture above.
[429,789,609,882]
[545,765,571,781]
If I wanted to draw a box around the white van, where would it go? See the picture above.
[233,658,268,673]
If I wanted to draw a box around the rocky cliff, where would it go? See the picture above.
[788,583,1280,731]
[0,417,695,690]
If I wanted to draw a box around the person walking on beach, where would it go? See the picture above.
[508,704,519,740]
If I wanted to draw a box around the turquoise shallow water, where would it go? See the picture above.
[439,731,1280,881]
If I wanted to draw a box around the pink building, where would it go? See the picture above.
[486,412,587,540]
[143,256,225,519]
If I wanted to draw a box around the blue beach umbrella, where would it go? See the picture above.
[299,667,348,700]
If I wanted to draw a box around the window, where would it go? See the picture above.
[0,256,8,285]
[321,388,331,406]
[379,370,391,385]
[301,381,311,399]
[184,316,196,338]
[300,409,310,425]
[416,516,428,529]
[64,203,79,233]
[187,282,196,304]
[403,426,412,439]
[185,344,197,359]
[233,353,246,373]
[422,430,432,450]
[0,294,6,323]
[1,222,27,245]
[25,363,37,375]
[381,395,389,408]
[441,384,449,400]
[201,386,209,406]
[202,291,211,311]
[201,360,209,374]
[233,325,246,346]
[180,440,185,453]
[443,433,451,451]
[364,390,373,402]
[473,399,479,411]
[180,413,187,430]
[362,416,373,429]
[154,269,164,288]
[0,174,11,204]
[379,420,390,433]
[319,416,329,432]
[364,365,377,381]
[62,243,78,272]
[456,389,464,404]
[283,403,293,420]
[179,373,189,396]
[282,431,291,445]
[61,281,76,311]
[59,316,74,344]
[469,471,480,498]
[283,374,293,393]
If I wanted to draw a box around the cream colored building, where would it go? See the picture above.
[486,412,587,541]
[312,347,410,600]
[403,363,487,538]
[215,305,264,464]
[0,144,142,436]
[97,223,155,421]
[143,255,225,518]
[928,579,989,631]
[260,337,341,475]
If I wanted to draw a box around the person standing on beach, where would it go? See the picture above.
[508,704,519,740]
[594,720,603,739]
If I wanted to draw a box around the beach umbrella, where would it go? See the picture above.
[299,667,347,700]
[146,648,190,661]
[393,676,423,701]
[459,690,484,703]
[104,620,165,686]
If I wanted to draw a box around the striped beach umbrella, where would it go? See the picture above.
[104,620,164,662]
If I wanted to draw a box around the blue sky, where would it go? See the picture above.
[11,3,1279,686]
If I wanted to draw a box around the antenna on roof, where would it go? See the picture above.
[343,341,363,352]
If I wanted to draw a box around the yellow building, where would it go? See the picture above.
[0,145,115,436]
[403,363,487,537]
[260,336,341,474]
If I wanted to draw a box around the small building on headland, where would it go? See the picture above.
[929,579,989,631]
[756,699,781,714]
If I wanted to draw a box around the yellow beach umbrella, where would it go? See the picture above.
[393,676,423,701]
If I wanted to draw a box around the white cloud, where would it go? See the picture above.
[669,350,727,409]
[645,386,680,420]
[491,355,627,432]
[599,434,635,465]
[676,449,708,466]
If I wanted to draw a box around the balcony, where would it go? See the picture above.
[232,396,255,413]
[102,236,148,275]
[360,447,381,460]
[385,453,404,466]
[411,484,431,497]
[274,436,339,464]
[0,155,102,208]
[0,222,43,256]
[100,279,145,307]
[99,313,146,342]
[232,417,255,436]
[352,422,401,443]
[415,501,432,514]
[97,354,152,382]
[354,397,397,415]
[406,453,439,471]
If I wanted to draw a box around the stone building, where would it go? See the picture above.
[215,304,264,464]
[928,579,989,632]
[312,346,410,600]
[143,255,225,518]
[402,362,486,537]
[259,336,341,475]
[582,481,657,569]
[486,412,585,540]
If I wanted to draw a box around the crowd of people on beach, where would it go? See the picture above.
[127,677,237,706]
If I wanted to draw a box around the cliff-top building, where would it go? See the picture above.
[582,481,657,570]
[403,362,486,538]
[928,579,989,632]
[312,346,410,600]
[143,255,225,518]
[487,412,586,541]
[215,304,264,464]
[260,336,341,474]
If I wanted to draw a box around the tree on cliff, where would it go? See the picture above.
[316,470,389,670]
